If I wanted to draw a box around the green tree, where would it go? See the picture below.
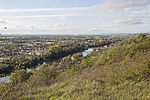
[136,34,146,40]
[60,55,72,69]
[72,53,83,64]
[9,69,28,84]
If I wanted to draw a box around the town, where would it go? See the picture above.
[0,35,123,76]
[0,35,122,62]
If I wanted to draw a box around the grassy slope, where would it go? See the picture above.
[1,35,150,100]
[23,36,150,100]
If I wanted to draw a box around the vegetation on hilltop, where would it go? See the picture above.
[0,34,150,100]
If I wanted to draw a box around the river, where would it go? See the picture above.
[0,48,95,83]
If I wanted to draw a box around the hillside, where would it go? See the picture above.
[0,34,150,100]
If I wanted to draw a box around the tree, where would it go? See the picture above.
[72,53,83,64]
[136,34,146,40]
[52,62,58,69]
[9,69,28,85]
[60,55,72,69]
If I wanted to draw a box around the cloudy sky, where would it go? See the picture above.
[0,0,150,35]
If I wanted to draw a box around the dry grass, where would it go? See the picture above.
[1,36,150,100]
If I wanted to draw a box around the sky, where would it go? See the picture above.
[0,0,150,35]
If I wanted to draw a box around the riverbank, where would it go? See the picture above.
[0,47,96,83]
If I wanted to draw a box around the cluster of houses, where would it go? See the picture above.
[0,41,55,61]
[0,35,116,63]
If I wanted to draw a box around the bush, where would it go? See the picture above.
[9,69,29,84]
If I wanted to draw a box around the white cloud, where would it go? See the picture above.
[8,23,68,31]
[1,0,150,35]
[53,23,68,27]
[0,20,7,24]
[0,13,89,19]
[59,16,68,20]
[29,26,35,29]
[124,7,131,12]
[88,28,101,32]
[0,7,90,13]
[115,16,144,25]
[93,0,150,12]
[48,23,68,31]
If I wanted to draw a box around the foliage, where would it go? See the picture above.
[1,35,150,100]
[9,69,29,84]
[72,52,83,64]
